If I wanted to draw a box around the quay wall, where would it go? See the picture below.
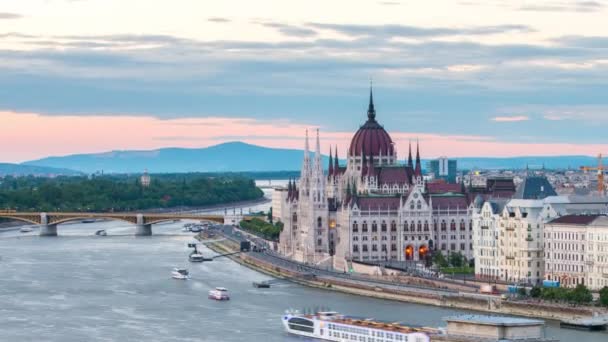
[202,237,601,322]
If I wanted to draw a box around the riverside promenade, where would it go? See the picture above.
[201,225,608,325]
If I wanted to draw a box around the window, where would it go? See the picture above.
[391,243,397,251]
[433,220,438,231]
[441,243,446,250]
[362,245,368,252]
[288,317,314,333]
[372,221,378,232]
[381,221,387,232]
[441,220,447,231]
[460,220,466,231]
[353,245,359,252]
[450,220,456,231]
[317,217,322,228]
[352,221,358,233]
[417,221,422,232]
[390,221,397,232]
[317,239,322,246]
[424,220,429,231]
[416,200,421,209]
[362,221,368,232]
[292,213,297,223]
[404,221,409,231]
[372,244,378,252]
[381,244,387,252]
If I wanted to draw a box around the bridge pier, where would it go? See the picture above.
[135,224,152,236]
[39,224,57,237]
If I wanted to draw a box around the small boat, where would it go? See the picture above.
[171,268,190,280]
[253,281,271,288]
[19,227,33,233]
[95,229,107,236]
[208,287,230,300]
[189,253,207,262]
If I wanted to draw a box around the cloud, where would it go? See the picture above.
[0,13,22,19]
[208,17,231,23]
[492,115,530,122]
[255,21,318,37]
[519,1,604,12]
[307,22,533,38]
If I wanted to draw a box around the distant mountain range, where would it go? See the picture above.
[20,142,601,174]
[0,163,81,176]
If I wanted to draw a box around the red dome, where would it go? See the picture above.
[349,122,394,156]
[349,88,394,156]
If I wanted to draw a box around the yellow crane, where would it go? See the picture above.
[580,153,605,195]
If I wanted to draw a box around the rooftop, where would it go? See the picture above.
[444,315,545,326]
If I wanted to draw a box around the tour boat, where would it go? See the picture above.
[19,226,33,233]
[171,268,190,280]
[281,311,431,342]
[208,287,230,301]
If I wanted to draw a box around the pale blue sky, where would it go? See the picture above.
[1,0,608,161]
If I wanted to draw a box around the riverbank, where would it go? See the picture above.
[201,234,608,325]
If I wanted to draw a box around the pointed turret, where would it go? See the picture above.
[407,140,413,169]
[415,139,422,176]
[367,82,376,122]
[328,146,334,177]
[334,146,339,173]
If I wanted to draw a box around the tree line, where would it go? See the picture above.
[0,174,263,212]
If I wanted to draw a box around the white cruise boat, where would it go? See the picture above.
[171,268,190,280]
[281,311,431,342]
[208,287,230,301]
[19,226,33,233]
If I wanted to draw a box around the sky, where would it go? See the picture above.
[1,0,608,162]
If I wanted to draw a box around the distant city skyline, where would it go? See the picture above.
[2,0,608,162]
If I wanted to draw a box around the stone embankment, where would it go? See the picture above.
[201,235,606,323]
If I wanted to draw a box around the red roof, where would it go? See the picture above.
[427,182,461,194]
[548,215,600,225]
[431,196,469,210]
[377,167,412,185]
[349,122,394,157]
[355,197,401,211]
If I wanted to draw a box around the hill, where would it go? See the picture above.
[22,142,600,173]
[0,163,81,176]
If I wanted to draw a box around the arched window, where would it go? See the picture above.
[470,220,473,231]
[441,220,447,231]
[450,220,456,231]
[416,200,421,209]
[381,221,387,232]
[317,217,322,228]
[403,221,409,231]
[352,221,358,233]
[292,213,297,223]
[390,221,397,232]
[411,221,415,232]
[410,202,415,210]
[433,220,438,231]
[362,221,368,232]
[424,220,429,231]
[417,221,422,232]
[372,221,378,232]
[460,219,466,231]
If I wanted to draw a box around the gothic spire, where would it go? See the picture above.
[334,146,339,173]
[407,139,413,168]
[367,81,376,121]
[328,146,334,177]
[415,138,422,176]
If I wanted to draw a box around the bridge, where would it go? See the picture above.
[0,211,225,236]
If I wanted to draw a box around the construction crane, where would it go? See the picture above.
[580,154,605,195]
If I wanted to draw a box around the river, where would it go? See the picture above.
[0,180,606,341]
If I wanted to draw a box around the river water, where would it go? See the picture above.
[0,181,606,341]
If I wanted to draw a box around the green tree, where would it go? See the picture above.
[570,284,593,305]
[530,286,542,298]
[267,207,273,224]
[599,286,608,307]
[432,252,449,268]
[517,287,528,297]
[448,252,464,267]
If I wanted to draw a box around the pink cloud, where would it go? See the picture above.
[491,115,529,122]
[1,111,607,163]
